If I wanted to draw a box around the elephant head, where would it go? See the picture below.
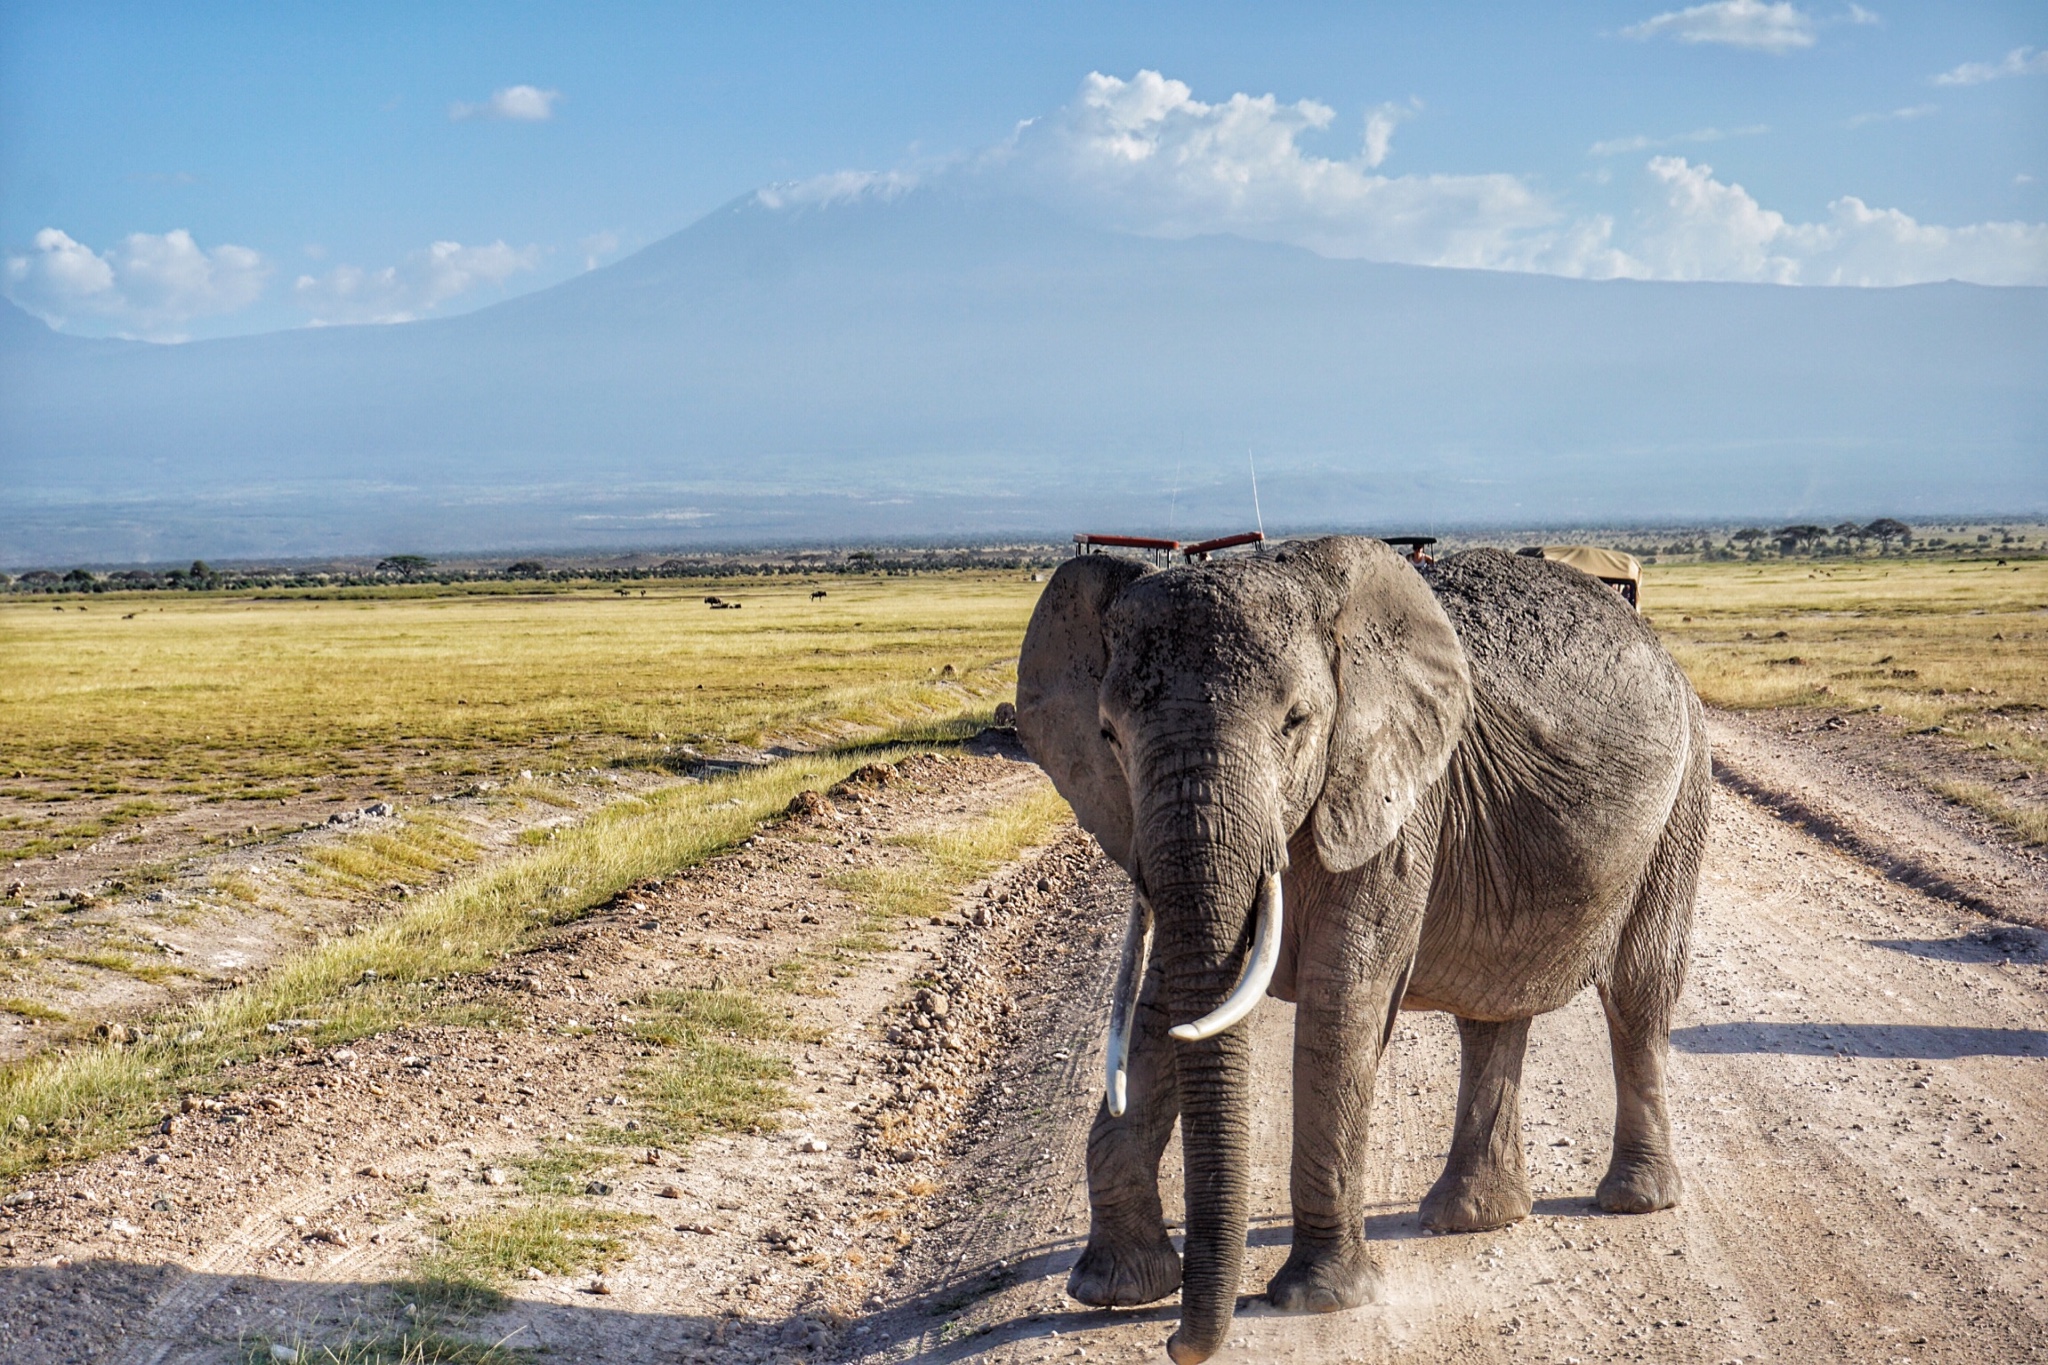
[1016,536,1471,1361]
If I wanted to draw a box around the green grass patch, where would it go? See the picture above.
[245,1330,538,1365]
[0,998,67,1022]
[829,783,1070,929]
[408,1204,645,1310]
[298,813,479,896]
[509,1141,613,1197]
[57,949,192,984]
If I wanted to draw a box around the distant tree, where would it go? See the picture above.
[189,560,213,579]
[1731,528,1765,544]
[505,560,545,576]
[1863,518,1912,552]
[377,554,436,580]
[1773,524,1828,555]
[63,568,97,585]
[1831,521,1862,538]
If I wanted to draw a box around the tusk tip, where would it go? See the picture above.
[1167,1023,1204,1043]
[1107,1070,1128,1117]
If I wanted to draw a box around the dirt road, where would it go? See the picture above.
[862,714,2047,1365]
[0,716,2042,1364]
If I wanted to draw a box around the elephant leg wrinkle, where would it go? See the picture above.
[1016,538,1711,1359]
[1070,957,1184,1309]
[1421,1016,1535,1233]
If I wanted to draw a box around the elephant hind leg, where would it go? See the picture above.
[1420,1015,1533,1233]
[1596,741,1706,1216]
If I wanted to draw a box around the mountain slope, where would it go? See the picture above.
[3,187,2043,563]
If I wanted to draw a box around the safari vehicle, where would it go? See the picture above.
[1381,535,1438,565]
[1071,532,1266,564]
[1518,544,1642,608]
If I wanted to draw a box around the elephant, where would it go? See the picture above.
[1015,536,1708,1363]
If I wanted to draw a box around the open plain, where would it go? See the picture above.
[0,553,2040,1364]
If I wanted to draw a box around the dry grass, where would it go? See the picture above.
[0,748,911,1181]
[1647,557,2048,768]
[0,573,1042,856]
[815,782,1070,965]
[295,812,479,896]
[1935,781,2048,846]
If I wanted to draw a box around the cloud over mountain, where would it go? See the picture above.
[972,71,2047,287]
[3,228,268,341]
[293,240,543,324]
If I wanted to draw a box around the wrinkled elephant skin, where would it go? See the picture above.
[1016,538,1708,1363]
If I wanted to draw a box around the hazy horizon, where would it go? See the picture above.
[3,5,2043,564]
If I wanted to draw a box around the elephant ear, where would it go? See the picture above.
[1016,554,1154,871]
[1280,537,1472,873]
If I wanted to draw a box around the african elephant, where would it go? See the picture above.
[1015,537,1707,1363]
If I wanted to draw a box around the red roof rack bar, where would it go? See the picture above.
[1074,533,1181,551]
[1182,531,1265,559]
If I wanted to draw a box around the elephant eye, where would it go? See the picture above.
[1281,707,1311,736]
[1099,726,1120,746]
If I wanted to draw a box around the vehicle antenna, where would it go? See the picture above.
[1248,448,1264,537]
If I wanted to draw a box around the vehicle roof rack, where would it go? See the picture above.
[1182,531,1265,561]
[1073,533,1181,558]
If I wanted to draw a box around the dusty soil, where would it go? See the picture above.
[0,718,2044,1365]
[1711,708,2046,926]
[0,764,693,1064]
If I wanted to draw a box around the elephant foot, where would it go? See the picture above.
[1265,1242,1379,1314]
[1598,1152,1682,1214]
[1067,1234,1181,1307]
[1420,1168,1531,1234]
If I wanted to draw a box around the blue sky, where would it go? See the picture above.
[3,1,2042,340]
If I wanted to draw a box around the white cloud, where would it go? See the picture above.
[1621,1,1817,53]
[1626,156,2048,285]
[578,230,621,271]
[293,239,541,324]
[753,170,920,211]
[1363,99,1421,169]
[1589,124,1768,156]
[1932,47,2048,87]
[990,71,1609,273]
[450,84,561,121]
[889,70,2046,287]
[3,227,268,339]
[1844,104,1937,128]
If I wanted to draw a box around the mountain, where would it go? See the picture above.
[4,185,2044,565]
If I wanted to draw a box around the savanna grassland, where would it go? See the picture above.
[0,570,1057,1187]
[0,572,1044,864]
[0,552,2044,1365]
[1647,554,2048,841]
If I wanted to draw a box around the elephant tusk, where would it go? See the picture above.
[1104,893,1154,1117]
[1169,872,1283,1043]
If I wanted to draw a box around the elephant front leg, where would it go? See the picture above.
[1264,965,1398,1314]
[1420,1015,1534,1233]
[1069,960,1183,1307]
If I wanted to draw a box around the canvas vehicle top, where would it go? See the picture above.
[1520,544,1642,607]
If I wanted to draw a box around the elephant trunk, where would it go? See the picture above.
[1141,818,1279,1365]
[1166,1020,1254,1362]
